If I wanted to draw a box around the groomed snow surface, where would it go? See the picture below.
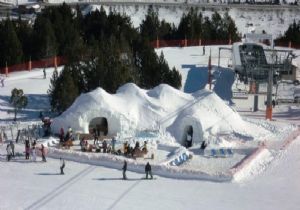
[1,138,300,210]
[0,45,300,209]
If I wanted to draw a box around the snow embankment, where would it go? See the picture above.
[231,146,274,182]
[47,146,232,182]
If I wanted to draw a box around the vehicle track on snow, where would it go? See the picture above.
[24,165,96,210]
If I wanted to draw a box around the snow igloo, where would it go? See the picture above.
[52,83,250,145]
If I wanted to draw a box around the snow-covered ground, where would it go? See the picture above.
[0,137,300,210]
[0,45,300,209]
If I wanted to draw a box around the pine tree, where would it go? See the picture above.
[48,66,79,113]
[277,20,300,44]
[0,18,23,67]
[15,17,33,61]
[211,12,224,40]
[223,12,240,42]
[32,16,57,59]
[10,88,28,121]
[140,6,160,41]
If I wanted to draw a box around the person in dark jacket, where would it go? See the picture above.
[145,162,153,179]
[122,160,127,180]
[40,144,47,162]
[60,158,65,175]
[25,140,30,160]
[10,141,15,157]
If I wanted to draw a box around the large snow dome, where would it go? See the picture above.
[52,83,264,144]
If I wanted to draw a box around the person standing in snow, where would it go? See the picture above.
[40,144,47,162]
[60,158,65,175]
[186,134,192,148]
[0,75,4,87]
[145,162,153,179]
[10,141,15,157]
[111,136,116,153]
[59,127,65,143]
[43,68,46,79]
[32,145,37,162]
[25,140,30,160]
[122,160,127,180]
[6,143,12,161]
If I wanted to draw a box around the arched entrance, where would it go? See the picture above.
[89,117,108,136]
[182,125,193,148]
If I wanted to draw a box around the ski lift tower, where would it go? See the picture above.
[244,33,274,119]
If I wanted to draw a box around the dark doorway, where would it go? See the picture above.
[183,125,193,148]
[89,117,108,136]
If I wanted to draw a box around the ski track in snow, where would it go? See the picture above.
[24,165,96,210]
[107,179,142,210]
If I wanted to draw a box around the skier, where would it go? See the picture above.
[145,162,153,179]
[43,68,46,79]
[10,141,15,157]
[32,146,37,162]
[40,144,47,162]
[60,158,65,175]
[203,45,206,55]
[6,143,12,161]
[122,160,127,180]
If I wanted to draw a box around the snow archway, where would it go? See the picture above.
[168,116,204,146]
[83,109,123,135]
[89,117,108,136]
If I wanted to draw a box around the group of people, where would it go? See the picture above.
[59,127,74,143]
[122,160,153,180]
[80,137,112,153]
[123,141,148,157]
[24,139,47,162]
[5,139,47,163]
